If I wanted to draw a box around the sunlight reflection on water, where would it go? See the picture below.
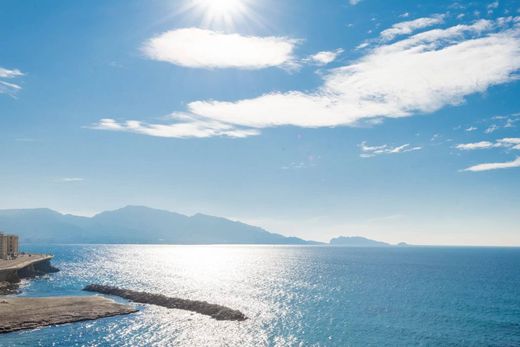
[6,245,520,346]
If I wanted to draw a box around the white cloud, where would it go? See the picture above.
[463,157,520,172]
[380,15,445,41]
[95,18,520,139]
[186,20,520,129]
[465,126,478,131]
[306,49,343,65]
[498,138,520,150]
[60,177,84,182]
[456,141,498,150]
[359,142,422,157]
[142,28,299,70]
[456,138,520,150]
[0,67,24,96]
[485,124,499,133]
[0,67,23,79]
[349,0,362,5]
[91,116,259,139]
[488,1,499,10]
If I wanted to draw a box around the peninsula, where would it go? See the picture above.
[0,296,137,334]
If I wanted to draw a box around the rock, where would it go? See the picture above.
[83,284,247,321]
[0,282,19,296]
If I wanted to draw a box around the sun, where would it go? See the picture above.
[198,0,245,17]
[182,0,254,28]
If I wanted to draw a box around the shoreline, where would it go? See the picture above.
[0,254,138,334]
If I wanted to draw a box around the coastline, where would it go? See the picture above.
[0,253,138,334]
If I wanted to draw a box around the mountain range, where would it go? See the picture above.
[0,206,403,246]
[0,206,320,244]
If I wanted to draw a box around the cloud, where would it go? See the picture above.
[0,67,23,79]
[142,28,299,70]
[487,1,499,10]
[185,19,520,128]
[380,15,445,41]
[465,126,478,131]
[306,49,343,65]
[485,124,499,133]
[498,137,520,150]
[0,67,24,96]
[91,116,260,139]
[456,141,498,150]
[463,157,520,172]
[359,142,422,157]
[60,177,84,182]
[349,0,362,5]
[456,138,520,150]
[94,18,520,139]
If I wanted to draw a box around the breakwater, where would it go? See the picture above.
[83,284,247,321]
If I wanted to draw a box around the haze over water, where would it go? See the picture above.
[3,244,519,346]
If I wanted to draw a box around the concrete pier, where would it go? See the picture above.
[0,254,59,293]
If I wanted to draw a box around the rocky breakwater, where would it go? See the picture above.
[84,284,248,321]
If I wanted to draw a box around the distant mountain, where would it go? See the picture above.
[0,206,319,245]
[329,236,390,247]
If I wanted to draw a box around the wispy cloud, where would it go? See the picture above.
[463,157,520,172]
[59,177,85,182]
[465,126,478,132]
[0,67,24,97]
[91,115,259,139]
[380,15,445,41]
[456,138,520,150]
[95,17,520,139]
[305,49,343,65]
[485,124,499,133]
[142,28,299,70]
[456,141,498,150]
[488,1,499,9]
[349,0,362,5]
[359,142,422,157]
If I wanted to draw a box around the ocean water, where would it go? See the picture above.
[1,245,520,347]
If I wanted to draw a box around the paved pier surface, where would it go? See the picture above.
[0,254,53,271]
[0,296,137,333]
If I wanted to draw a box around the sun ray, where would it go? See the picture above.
[177,0,258,30]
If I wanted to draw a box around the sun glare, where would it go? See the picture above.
[183,0,254,28]
[199,0,244,16]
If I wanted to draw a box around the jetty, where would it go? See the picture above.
[84,284,247,321]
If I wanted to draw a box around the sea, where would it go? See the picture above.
[1,245,520,346]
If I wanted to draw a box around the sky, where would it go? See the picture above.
[1,0,520,246]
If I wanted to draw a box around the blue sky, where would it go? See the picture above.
[1,0,519,245]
